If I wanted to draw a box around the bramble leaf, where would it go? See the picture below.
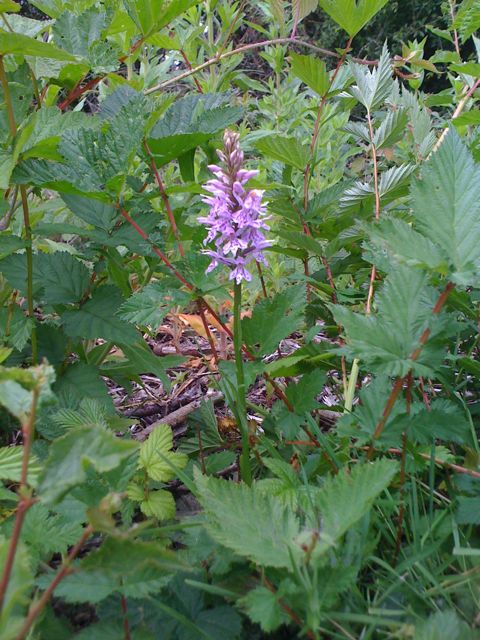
[139,425,188,482]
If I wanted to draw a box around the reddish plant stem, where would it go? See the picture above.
[146,37,375,95]
[303,36,353,210]
[143,142,184,257]
[120,208,191,288]
[180,50,204,93]
[59,37,146,111]
[118,207,294,412]
[365,110,381,312]
[0,388,39,613]
[59,75,102,110]
[120,595,131,640]
[216,0,246,57]
[393,371,412,565]
[367,282,455,457]
[16,525,94,640]
[291,440,480,480]
[263,576,315,640]
[256,261,268,299]
[198,301,219,363]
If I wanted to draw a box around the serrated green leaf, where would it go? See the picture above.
[118,281,191,327]
[256,135,309,170]
[239,586,288,632]
[140,489,176,520]
[242,286,305,355]
[148,94,242,164]
[38,426,137,503]
[347,43,392,111]
[61,193,116,231]
[194,471,301,568]
[332,267,451,377]
[411,130,480,285]
[40,252,91,305]
[53,9,107,58]
[319,0,389,36]
[61,286,138,344]
[290,52,329,96]
[0,447,41,485]
[374,108,408,149]
[54,362,113,409]
[367,218,446,271]
[139,425,188,482]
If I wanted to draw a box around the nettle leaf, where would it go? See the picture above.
[332,267,452,377]
[194,470,301,569]
[347,43,393,112]
[139,425,188,482]
[290,52,329,97]
[411,130,480,285]
[195,460,396,567]
[118,280,191,327]
[242,285,305,356]
[20,503,83,558]
[53,9,106,58]
[39,252,91,305]
[61,193,117,232]
[256,135,309,171]
[54,362,113,410]
[319,0,389,36]
[148,93,243,164]
[61,286,138,344]
[239,586,288,633]
[38,426,137,503]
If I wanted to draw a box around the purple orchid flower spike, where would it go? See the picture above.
[198,130,270,284]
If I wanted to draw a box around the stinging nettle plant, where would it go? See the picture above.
[0,0,479,638]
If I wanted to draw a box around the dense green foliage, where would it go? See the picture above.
[0,0,480,638]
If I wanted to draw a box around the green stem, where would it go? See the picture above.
[344,358,359,413]
[233,282,252,485]
[0,56,37,363]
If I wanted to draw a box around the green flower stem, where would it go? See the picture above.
[0,55,37,363]
[233,281,252,485]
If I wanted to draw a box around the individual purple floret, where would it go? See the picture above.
[198,130,270,284]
